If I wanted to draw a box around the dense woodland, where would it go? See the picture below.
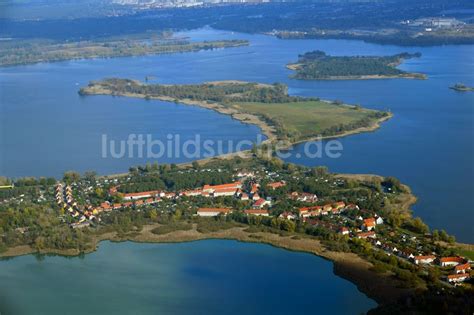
[290,50,423,80]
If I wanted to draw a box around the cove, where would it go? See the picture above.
[0,240,376,315]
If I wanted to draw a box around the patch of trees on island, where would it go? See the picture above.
[290,50,423,80]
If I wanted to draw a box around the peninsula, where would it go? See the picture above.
[0,156,472,314]
[287,51,426,80]
[0,33,248,67]
[79,78,391,144]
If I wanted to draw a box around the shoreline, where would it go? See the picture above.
[0,222,415,306]
[286,64,427,80]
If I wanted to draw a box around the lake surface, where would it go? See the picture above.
[0,240,376,315]
[0,27,473,242]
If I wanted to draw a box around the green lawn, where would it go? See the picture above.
[231,100,382,139]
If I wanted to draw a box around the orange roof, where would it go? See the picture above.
[455,263,471,271]
[253,199,266,206]
[299,206,323,212]
[123,190,160,198]
[357,231,376,238]
[440,257,465,263]
[267,181,286,189]
[333,201,345,208]
[364,218,376,227]
[100,202,111,209]
[203,182,241,191]
[197,208,232,213]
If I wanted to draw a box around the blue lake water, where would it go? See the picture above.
[1,26,473,315]
[1,28,472,242]
[0,240,376,315]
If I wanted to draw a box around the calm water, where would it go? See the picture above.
[0,240,376,315]
[0,26,473,315]
[1,28,473,241]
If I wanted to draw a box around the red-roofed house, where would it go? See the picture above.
[340,227,350,235]
[203,182,242,193]
[267,181,286,190]
[362,218,376,231]
[455,263,471,274]
[357,231,376,239]
[252,198,270,209]
[447,273,470,283]
[439,257,465,267]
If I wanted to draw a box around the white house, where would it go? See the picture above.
[197,208,232,217]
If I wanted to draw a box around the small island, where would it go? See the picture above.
[287,50,426,80]
[450,83,474,92]
[79,78,391,144]
[0,33,248,67]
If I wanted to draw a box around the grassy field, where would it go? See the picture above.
[231,100,384,139]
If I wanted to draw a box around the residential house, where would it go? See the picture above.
[244,209,269,216]
[279,212,296,220]
[123,190,161,201]
[357,231,376,239]
[197,208,232,217]
[439,257,465,267]
[414,255,436,265]
[267,181,286,190]
[340,227,350,235]
[362,218,376,231]
[252,198,270,209]
[455,263,471,274]
[447,273,470,283]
